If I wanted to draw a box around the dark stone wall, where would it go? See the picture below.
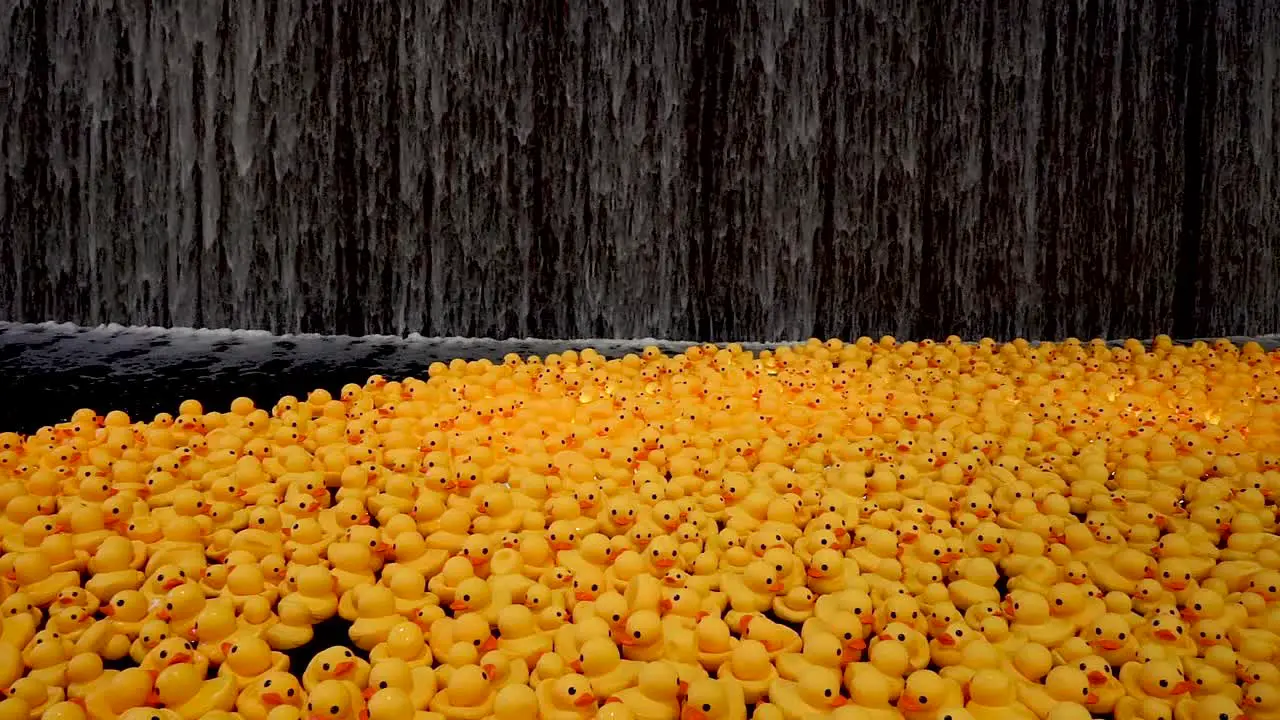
[1,0,1277,341]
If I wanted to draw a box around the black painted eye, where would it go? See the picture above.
[1159,679,1168,688]
[322,663,330,671]
[567,687,576,696]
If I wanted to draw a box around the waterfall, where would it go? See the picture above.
[2,0,1278,341]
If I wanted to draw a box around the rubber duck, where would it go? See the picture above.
[1116,660,1195,719]
[276,564,338,626]
[8,552,79,606]
[190,599,238,664]
[127,619,172,664]
[364,688,437,720]
[235,672,305,720]
[740,614,801,657]
[22,629,72,688]
[370,621,433,667]
[1004,590,1075,648]
[604,661,682,720]
[151,663,238,719]
[692,615,736,672]
[768,673,847,719]
[1172,696,1247,720]
[5,676,61,718]
[385,567,438,617]
[82,666,153,720]
[344,585,401,651]
[491,684,540,720]
[1083,613,1140,666]
[963,669,1037,720]
[0,593,39,649]
[427,557,475,605]
[303,679,365,720]
[570,637,640,698]
[428,665,495,720]
[947,558,1002,610]
[681,677,746,720]
[776,631,848,686]
[219,636,290,690]
[716,640,776,704]
[326,540,380,593]
[301,647,371,692]
[1242,682,1280,720]
[494,605,552,667]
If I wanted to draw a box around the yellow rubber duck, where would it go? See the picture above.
[234,671,305,720]
[301,647,371,692]
[491,684,540,720]
[150,663,238,719]
[493,605,552,667]
[715,640,776,704]
[604,661,682,719]
[342,585,401,651]
[370,621,433,667]
[22,629,72,688]
[569,637,640,698]
[767,672,847,719]
[427,664,495,720]
[82,666,153,720]
[218,636,290,690]
[366,658,437,711]
[303,679,365,720]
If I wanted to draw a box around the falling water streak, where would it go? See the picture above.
[1,0,1278,341]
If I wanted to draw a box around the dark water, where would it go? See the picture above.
[1,1,1278,341]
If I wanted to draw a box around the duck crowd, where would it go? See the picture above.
[0,336,1276,720]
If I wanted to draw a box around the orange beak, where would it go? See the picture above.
[574,591,597,602]
[938,552,961,565]
[899,696,925,712]
[361,687,377,700]
[1085,692,1100,704]
[101,605,114,616]
[168,651,191,665]
[1170,680,1196,695]
[807,567,826,578]
[573,693,596,708]
[767,581,784,593]
[467,554,487,567]
[1180,607,1199,622]
[163,578,184,590]
[899,532,918,544]
[616,634,636,646]
[1088,671,1108,686]
[1163,579,1188,592]
[334,661,355,676]
[263,692,285,705]
[830,695,848,707]
[1155,629,1178,642]
[683,710,709,720]
[979,542,998,553]
[450,601,469,612]
[549,540,574,551]
[659,599,673,613]
[1093,638,1123,651]
[480,635,498,652]
[654,558,676,569]
[936,633,956,647]
[569,659,583,673]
